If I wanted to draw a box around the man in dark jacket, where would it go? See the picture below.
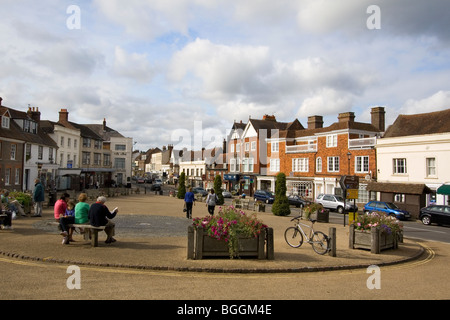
[88,196,118,243]
[32,179,45,217]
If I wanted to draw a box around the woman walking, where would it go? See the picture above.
[205,189,218,216]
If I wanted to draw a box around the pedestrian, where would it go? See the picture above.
[32,178,45,217]
[54,193,70,244]
[1,190,26,219]
[88,196,118,244]
[205,189,218,216]
[184,187,195,219]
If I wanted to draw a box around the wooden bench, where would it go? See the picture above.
[47,221,106,247]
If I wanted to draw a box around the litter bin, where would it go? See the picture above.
[48,191,56,206]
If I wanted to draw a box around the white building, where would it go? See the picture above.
[370,109,450,217]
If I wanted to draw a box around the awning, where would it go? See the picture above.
[58,169,82,176]
[437,184,450,195]
[367,182,431,195]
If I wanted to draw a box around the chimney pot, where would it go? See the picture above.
[307,115,323,129]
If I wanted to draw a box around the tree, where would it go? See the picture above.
[177,172,186,199]
[271,172,291,216]
[213,175,225,205]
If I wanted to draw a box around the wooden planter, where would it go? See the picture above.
[310,209,329,223]
[349,224,398,254]
[187,226,274,260]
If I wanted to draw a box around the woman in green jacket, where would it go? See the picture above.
[74,193,89,224]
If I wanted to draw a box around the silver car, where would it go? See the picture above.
[315,194,358,214]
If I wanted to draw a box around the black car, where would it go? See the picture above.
[254,190,275,204]
[419,205,450,226]
[288,195,310,208]
[192,187,208,196]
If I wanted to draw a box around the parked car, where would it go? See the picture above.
[363,201,410,220]
[288,195,310,208]
[419,205,450,226]
[254,190,275,204]
[316,194,358,214]
[192,187,208,196]
[154,179,163,185]
[222,190,232,198]
[150,183,161,191]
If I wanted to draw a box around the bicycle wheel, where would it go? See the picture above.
[284,227,303,248]
[311,231,329,255]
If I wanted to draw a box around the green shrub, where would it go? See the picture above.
[271,173,291,216]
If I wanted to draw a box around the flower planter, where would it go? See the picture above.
[310,209,329,223]
[187,226,274,260]
[253,203,266,212]
[349,224,398,254]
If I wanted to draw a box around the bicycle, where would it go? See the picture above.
[284,215,330,255]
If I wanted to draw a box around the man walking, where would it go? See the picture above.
[32,178,45,217]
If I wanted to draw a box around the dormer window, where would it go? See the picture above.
[2,115,10,129]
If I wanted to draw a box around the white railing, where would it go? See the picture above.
[348,137,376,149]
[285,144,317,153]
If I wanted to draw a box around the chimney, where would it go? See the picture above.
[103,118,106,132]
[371,106,385,132]
[307,115,323,129]
[338,112,355,123]
[0,97,3,106]
[27,106,41,122]
[262,114,276,121]
[59,109,69,123]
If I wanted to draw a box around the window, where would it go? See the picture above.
[49,148,54,162]
[236,143,240,152]
[243,158,254,172]
[394,194,405,202]
[94,153,101,165]
[230,159,239,172]
[326,134,337,147]
[355,156,369,173]
[270,158,280,172]
[94,140,102,149]
[115,158,126,169]
[10,144,16,160]
[5,168,10,185]
[83,138,91,148]
[271,142,279,153]
[61,136,64,147]
[245,142,249,152]
[82,152,90,165]
[2,116,10,129]
[74,139,77,148]
[67,138,71,148]
[327,156,340,172]
[251,141,257,151]
[230,144,234,153]
[25,144,31,160]
[316,157,322,173]
[426,157,436,177]
[15,168,20,185]
[103,154,110,166]
[115,144,126,151]
[292,158,309,172]
[393,158,407,174]
[38,146,43,160]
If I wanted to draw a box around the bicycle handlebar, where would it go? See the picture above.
[290,215,317,223]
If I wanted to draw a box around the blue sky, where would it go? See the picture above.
[1,0,450,151]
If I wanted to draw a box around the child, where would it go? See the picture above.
[62,200,76,244]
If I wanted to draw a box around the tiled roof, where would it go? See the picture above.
[384,108,450,138]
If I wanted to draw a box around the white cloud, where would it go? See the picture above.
[401,91,450,115]
[113,46,154,83]
[297,88,355,118]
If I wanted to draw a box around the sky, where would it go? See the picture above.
[1,0,450,151]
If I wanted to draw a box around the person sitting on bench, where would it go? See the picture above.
[88,196,118,244]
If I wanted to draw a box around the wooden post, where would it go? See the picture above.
[187,226,195,259]
[195,227,204,260]
[371,226,380,254]
[266,228,274,260]
[349,224,355,249]
[328,227,336,257]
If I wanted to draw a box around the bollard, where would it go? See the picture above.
[328,227,336,257]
